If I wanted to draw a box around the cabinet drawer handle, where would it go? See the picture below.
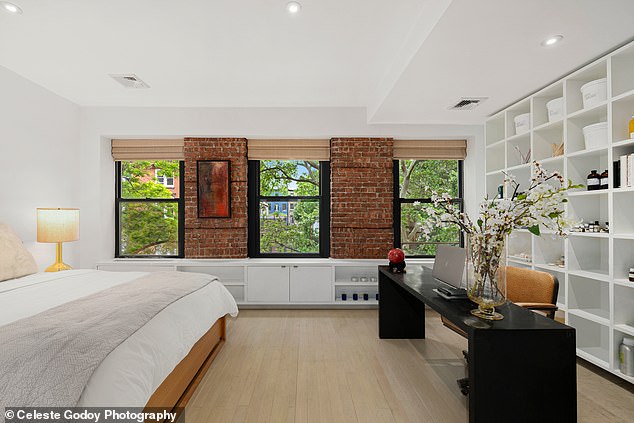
[281,265,287,268]
[293,265,299,268]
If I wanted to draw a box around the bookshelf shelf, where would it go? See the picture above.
[485,40,634,384]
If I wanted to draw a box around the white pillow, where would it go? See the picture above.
[0,223,38,282]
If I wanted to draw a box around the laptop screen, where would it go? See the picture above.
[432,245,466,289]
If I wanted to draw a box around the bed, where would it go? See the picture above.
[0,269,238,414]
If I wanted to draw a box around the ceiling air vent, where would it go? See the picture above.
[449,97,487,110]
[109,74,150,89]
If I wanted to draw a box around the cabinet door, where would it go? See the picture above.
[289,266,332,302]
[247,266,289,302]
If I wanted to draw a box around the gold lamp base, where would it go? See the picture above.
[45,242,73,272]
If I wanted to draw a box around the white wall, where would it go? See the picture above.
[0,65,80,270]
[79,106,485,268]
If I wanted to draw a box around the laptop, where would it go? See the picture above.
[431,245,468,300]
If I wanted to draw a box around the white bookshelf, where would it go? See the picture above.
[485,40,634,383]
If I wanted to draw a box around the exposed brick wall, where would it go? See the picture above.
[330,138,394,258]
[183,138,248,258]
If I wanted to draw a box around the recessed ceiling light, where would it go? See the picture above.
[0,1,22,15]
[541,35,563,47]
[286,1,301,14]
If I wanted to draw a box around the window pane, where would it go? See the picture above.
[121,160,180,199]
[398,160,459,199]
[259,160,320,196]
[400,203,460,256]
[259,199,319,254]
[119,201,179,256]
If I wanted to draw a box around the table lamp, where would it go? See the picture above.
[37,208,80,272]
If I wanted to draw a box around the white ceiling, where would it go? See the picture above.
[1,0,634,124]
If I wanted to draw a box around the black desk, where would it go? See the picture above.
[378,265,576,423]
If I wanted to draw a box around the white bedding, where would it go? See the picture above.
[0,269,238,406]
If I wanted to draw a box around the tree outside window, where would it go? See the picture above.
[250,160,329,257]
[116,160,183,257]
[395,159,463,256]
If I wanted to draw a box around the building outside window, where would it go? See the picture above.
[393,159,463,257]
[155,169,175,188]
[248,159,330,257]
[115,160,184,257]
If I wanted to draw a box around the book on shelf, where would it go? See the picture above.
[616,154,634,188]
[614,160,621,188]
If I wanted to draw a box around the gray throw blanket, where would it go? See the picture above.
[0,271,215,408]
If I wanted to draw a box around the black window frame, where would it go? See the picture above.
[248,160,330,258]
[115,160,185,258]
[393,159,464,258]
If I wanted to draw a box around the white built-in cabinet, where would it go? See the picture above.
[485,40,634,384]
[247,266,290,303]
[289,267,332,302]
[95,258,407,307]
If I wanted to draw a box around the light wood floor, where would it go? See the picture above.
[187,309,634,423]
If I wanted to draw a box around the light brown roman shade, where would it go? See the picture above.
[111,139,184,160]
[247,139,330,160]
[393,139,467,160]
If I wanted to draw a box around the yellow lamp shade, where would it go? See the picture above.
[37,208,80,243]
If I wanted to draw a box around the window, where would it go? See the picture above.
[393,159,463,257]
[155,169,175,188]
[248,160,330,257]
[116,160,184,257]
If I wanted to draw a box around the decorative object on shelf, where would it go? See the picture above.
[629,268,634,282]
[197,160,231,218]
[582,122,608,149]
[497,184,504,199]
[546,97,564,122]
[509,252,531,262]
[587,169,601,190]
[418,162,580,320]
[513,145,531,164]
[351,276,359,282]
[571,220,609,233]
[360,276,369,283]
[352,293,358,301]
[629,115,634,139]
[550,142,564,157]
[363,293,369,301]
[580,78,607,109]
[619,338,634,376]
[370,276,378,282]
[37,208,80,272]
[514,113,531,135]
[341,293,347,301]
[600,169,609,190]
[388,248,406,273]
[549,255,566,268]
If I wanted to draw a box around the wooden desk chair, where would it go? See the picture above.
[441,266,559,337]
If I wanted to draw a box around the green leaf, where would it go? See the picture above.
[477,219,483,229]
[528,225,541,236]
[548,212,561,218]
[516,193,527,200]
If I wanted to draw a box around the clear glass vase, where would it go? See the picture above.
[465,233,507,320]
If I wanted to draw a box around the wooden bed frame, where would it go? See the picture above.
[144,315,227,416]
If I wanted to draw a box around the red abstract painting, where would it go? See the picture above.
[197,160,231,218]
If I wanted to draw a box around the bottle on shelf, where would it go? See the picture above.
[587,170,601,191]
[619,338,634,376]
[600,170,608,190]
[629,115,634,140]
[629,268,634,282]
